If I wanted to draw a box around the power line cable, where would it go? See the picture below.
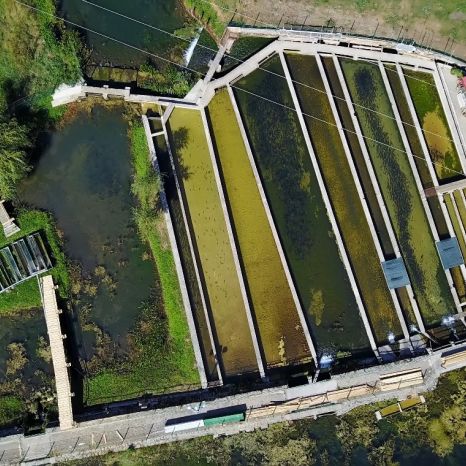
[80,0,453,145]
[14,0,464,178]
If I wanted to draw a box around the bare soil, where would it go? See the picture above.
[214,0,466,60]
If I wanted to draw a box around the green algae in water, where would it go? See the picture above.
[341,59,455,325]
[167,107,258,376]
[286,53,399,343]
[403,68,463,182]
[234,54,369,357]
[208,88,311,368]
[18,106,198,404]
[383,64,434,189]
[0,310,56,428]
[322,57,394,259]
[155,135,219,382]
[444,194,466,259]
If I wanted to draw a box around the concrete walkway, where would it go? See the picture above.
[0,201,19,238]
[2,340,466,464]
[39,275,74,431]
[438,63,466,159]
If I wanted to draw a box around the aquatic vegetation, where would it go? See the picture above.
[85,122,200,404]
[221,37,274,74]
[287,53,398,342]
[384,64,434,188]
[0,309,57,429]
[451,267,466,302]
[234,54,369,357]
[155,132,219,381]
[167,107,258,376]
[322,57,394,258]
[207,88,310,367]
[6,342,28,376]
[403,68,462,181]
[341,59,454,325]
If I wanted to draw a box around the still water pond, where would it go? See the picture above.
[19,106,155,356]
[59,0,188,66]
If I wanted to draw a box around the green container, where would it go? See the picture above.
[203,412,246,426]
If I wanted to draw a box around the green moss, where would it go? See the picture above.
[0,395,24,428]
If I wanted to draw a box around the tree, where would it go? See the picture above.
[0,118,31,200]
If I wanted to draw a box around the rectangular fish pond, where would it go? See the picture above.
[340,58,455,327]
[166,107,260,377]
[233,54,374,363]
[207,88,311,369]
[285,53,401,343]
[18,105,199,406]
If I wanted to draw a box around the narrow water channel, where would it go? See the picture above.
[341,58,455,326]
[167,107,259,377]
[207,88,311,368]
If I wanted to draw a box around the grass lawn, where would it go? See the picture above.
[0,209,70,315]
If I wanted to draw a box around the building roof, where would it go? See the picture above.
[436,238,464,269]
[382,258,410,289]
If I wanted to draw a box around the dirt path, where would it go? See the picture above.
[213,0,466,61]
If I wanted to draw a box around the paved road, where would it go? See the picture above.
[1,342,465,465]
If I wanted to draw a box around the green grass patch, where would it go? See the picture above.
[85,122,199,405]
[183,0,226,38]
[0,395,24,428]
[0,209,70,315]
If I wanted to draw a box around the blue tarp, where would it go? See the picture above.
[382,257,410,289]
[437,238,464,269]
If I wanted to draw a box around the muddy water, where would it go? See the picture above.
[19,106,156,355]
[167,107,258,377]
[234,55,371,361]
[207,88,311,368]
[287,53,399,343]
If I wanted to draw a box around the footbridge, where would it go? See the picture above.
[39,275,74,430]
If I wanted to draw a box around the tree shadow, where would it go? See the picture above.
[170,126,192,181]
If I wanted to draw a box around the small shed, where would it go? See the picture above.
[436,238,464,269]
[382,258,410,289]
